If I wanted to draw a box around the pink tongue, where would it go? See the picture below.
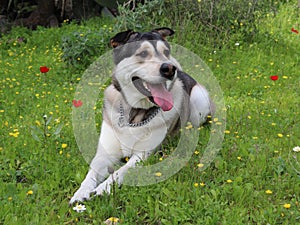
[147,83,173,111]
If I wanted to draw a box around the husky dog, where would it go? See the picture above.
[70,27,213,204]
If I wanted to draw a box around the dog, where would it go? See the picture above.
[70,27,213,204]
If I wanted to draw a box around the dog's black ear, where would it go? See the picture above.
[110,30,137,48]
[152,27,175,40]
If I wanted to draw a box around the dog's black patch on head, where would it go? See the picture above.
[110,30,136,48]
[129,32,163,42]
[110,27,174,48]
[112,41,142,65]
[110,28,174,64]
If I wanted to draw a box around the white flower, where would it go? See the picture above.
[73,204,86,213]
[293,146,300,152]
[235,42,240,46]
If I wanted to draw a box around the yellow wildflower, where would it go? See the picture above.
[108,217,119,222]
[265,190,272,194]
[35,120,41,126]
[104,217,120,224]
[197,163,204,168]
[185,122,193,130]
[155,172,162,177]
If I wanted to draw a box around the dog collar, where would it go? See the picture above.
[118,102,160,128]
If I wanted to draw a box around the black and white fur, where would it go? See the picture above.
[70,28,213,204]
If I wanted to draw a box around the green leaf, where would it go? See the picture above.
[53,123,64,135]
[46,115,52,126]
[31,130,41,142]
[30,125,43,135]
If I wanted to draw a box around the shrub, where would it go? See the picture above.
[114,0,288,48]
[114,0,165,31]
[60,18,114,69]
[61,28,110,68]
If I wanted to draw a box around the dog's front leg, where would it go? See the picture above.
[70,121,121,204]
[69,153,119,204]
[92,152,149,196]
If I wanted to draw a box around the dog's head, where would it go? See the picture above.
[110,28,181,111]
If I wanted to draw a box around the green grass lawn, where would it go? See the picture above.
[0,2,299,225]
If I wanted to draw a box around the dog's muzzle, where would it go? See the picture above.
[160,63,176,80]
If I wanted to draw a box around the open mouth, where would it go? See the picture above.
[132,77,174,111]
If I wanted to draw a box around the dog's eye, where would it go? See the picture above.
[137,51,149,58]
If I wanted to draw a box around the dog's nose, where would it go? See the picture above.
[160,63,176,80]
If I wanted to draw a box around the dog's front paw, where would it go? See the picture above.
[93,182,111,196]
[69,187,93,204]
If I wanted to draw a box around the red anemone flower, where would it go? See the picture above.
[291,28,299,34]
[72,100,83,108]
[40,66,50,73]
[270,75,279,81]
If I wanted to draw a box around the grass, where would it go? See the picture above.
[0,1,300,224]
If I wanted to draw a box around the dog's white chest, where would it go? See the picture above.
[113,113,168,155]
